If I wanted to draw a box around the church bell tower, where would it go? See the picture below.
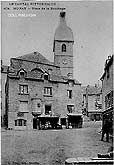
[53,12,74,78]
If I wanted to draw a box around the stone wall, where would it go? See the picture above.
[1,73,7,126]
[7,74,82,129]
[102,61,113,111]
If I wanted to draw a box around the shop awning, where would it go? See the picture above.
[38,115,59,118]
[67,113,82,116]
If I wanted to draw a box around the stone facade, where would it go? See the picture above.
[4,12,82,130]
[82,85,102,121]
[1,64,8,126]
[100,55,113,134]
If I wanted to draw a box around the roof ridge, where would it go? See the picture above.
[15,51,54,65]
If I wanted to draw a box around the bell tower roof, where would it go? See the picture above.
[54,12,74,42]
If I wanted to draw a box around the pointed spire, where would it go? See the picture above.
[54,12,74,42]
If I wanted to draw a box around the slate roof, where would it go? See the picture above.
[54,24,74,42]
[49,74,66,82]
[16,52,54,66]
[8,67,80,84]
[49,74,80,83]
[8,50,81,84]
[54,12,74,42]
[82,86,102,95]
[26,70,43,80]
[87,86,102,95]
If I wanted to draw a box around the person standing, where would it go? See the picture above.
[101,119,110,142]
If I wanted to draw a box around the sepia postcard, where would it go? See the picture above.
[1,1,113,165]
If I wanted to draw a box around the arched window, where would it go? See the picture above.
[18,69,27,78]
[19,70,25,78]
[62,44,66,52]
[31,68,44,78]
[44,73,49,80]
[31,68,44,73]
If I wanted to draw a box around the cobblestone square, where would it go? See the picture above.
[1,121,111,165]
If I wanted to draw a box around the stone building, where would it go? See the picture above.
[1,63,8,126]
[4,12,82,130]
[100,55,113,135]
[82,85,102,121]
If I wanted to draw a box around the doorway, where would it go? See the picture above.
[33,118,37,129]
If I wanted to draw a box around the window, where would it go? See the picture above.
[44,87,52,96]
[67,105,74,113]
[19,85,28,94]
[62,44,66,52]
[44,73,49,80]
[67,90,72,99]
[19,71,25,78]
[18,69,26,78]
[15,119,27,126]
[44,75,48,80]
[45,105,52,115]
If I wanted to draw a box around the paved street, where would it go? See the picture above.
[1,121,111,165]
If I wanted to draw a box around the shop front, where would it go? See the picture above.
[67,113,83,128]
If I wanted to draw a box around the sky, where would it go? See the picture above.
[1,1,113,86]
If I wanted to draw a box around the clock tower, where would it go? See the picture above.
[53,12,74,78]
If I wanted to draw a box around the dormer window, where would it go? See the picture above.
[44,73,49,80]
[18,69,26,78]
[20,71,24,77]
[62,44,66,52]
[48,68,52,74]
[44,75,48,80]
